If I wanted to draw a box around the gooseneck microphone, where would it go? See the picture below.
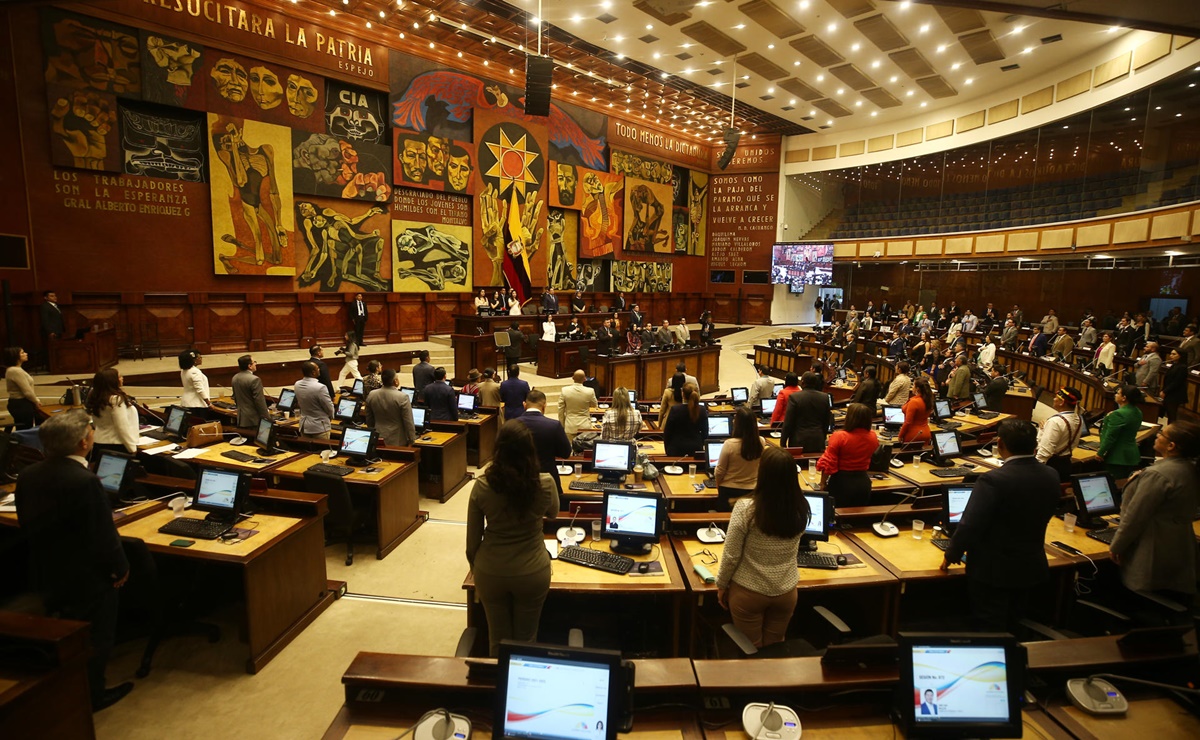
[873,490,918,538]
[556,505,584,545]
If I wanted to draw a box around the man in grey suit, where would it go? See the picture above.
[1134,341,1163,396]
[1179,325,1199,368]
[365,368,416,447]
[655,320,673,347]
[232,354,270,429]
[1000,319,1018,350]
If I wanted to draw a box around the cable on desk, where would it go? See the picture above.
[1071,552,1099,596]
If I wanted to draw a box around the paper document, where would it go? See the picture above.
[170,448,210,460]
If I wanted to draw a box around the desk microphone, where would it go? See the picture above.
[872,490,918,538]
[556,505,585,545]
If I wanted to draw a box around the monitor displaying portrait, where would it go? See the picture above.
[276,388,297,413]
[899,633,1024,738]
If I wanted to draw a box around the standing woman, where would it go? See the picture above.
[1095,332,1117,373]
[662,383,708,456]
[474,289,489,313]
[817,403,879,508]
[601,387,642,441]
[508,288,522,316]
[1097,383,1144,481]
[178,349,210,411]
[1161,348,1189,424]
[899,377,934,444]
[491,289,506,313]
[716,446,810,647]
[4,347,40,430]
[715,406,764,511]
[465,421,559,656]
[1108,420,1199,601]
[336,330,362,383]
[86,368,139,455]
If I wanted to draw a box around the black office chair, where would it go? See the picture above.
[303,470,361,566]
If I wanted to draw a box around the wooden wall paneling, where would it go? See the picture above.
[243,294,264,353]
[144,295,194,353]
[206,296,252,353]
[395,297,427,342]
[427,294,457,336]
[262,295,302,350]
[189,293,210,353]
[743,295,770,324]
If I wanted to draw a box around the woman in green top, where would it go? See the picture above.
[1097,383,1144,480]
[466,421,560,656]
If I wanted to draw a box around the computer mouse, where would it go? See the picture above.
[637,562,650,574]
[836,555,848,566]
[421,435,433,441]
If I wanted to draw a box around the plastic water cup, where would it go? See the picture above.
[689,463,697,478]
[574,463,582,478]
[807,459,815,474]
[912,456,920,469]
[592,520,601,542]
[1063,513,1077,533]
[168,495,187,518]
[320,449,334,462]
[912,520,925,539]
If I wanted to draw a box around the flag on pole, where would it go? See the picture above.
[501,194,533,306]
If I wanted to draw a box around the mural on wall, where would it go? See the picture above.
[120,102,205,181]
[202,52,323,132]
[611,260,673,293]
[392,221,472,292]
[611,150,672,184]
[392,129,474,194]
[578,168,623,259]
[295,198,390,292]
[549,162,579,209]
[140,31,204,108]
[689,172,709,256]
[576,259,611,293]
[293,132,392,202]
[208,114,295,275]
[624,178,672,254]
[672,165,689,255]
[325,81,388,144]
[546,208,578,290]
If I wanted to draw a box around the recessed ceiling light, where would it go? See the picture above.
[809,109,817,116]
[906,90,914,97]
[799,0,809,8]
[767,87,775,93]
[890,75,898,83]
[851,43,860,51]
[951,62,961,70]
[735,24,745,30]
[789,98,796,104]
[646,24,653,30]
[920,101,927,107]
[900,0,911,8]
[872,60,881,68]
[816,74,825,82]
[871,111,878,116]
[936,44,947,54]
[794,60,801,66]
[827,22,837,32]
[365,21,371,28]
[742,74,749,80]
[682,43,692,48]
[920,24,930,34]
[1022,46,1034,54]
[965,78,974,85]
[836,88,844,95]
[768,44,775,49]
[826,119,833,125]
[1107,26,1119,33]
[855,100,862,107]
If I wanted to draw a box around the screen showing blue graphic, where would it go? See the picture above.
[501,653,612,740]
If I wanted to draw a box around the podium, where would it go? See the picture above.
[48,327,118,375]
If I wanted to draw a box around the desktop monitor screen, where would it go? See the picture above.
[760,398,777,418]
[1072,473,1119,517]
[339,427,377,460]
[730,387,748,403]
[627,390,638,404]
[899,633,1024,739]
[706,440,724,469]
[601,489,663,554]
[934,399,952,420]
[973,392,987,410]
[95,452,131,495]
[932,431,961,460]
[351,378,364,396]
[277,388,296,413]
[943,487,973,526]
[773,383,784,396]
[593,440,635,475]
[401,386,416,398]
[193,468,247,518]
[707,415,732,438]
[255,417,275,448]
[412,406,427,430]
[882,405,905,428]
[494,642,624,740]
[458,393,476,412]
[803,493,833,543]
[163,405,188,437]
[335,398,360,422]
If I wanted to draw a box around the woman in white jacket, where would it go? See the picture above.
[1095,332,1117,372]
[179,349,211,410]
[86,368,140,454]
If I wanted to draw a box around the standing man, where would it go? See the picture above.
[424,367,458,421]
[749,365,776,408]
[613,293,627,312]
[365,368,417,447]
[1000,319,1018,351]
[945,355,972,402]
[412,349,435,402]
[629,303,644,330]
[558,369,597,443]
[499,366,531,420]
[672,318,690,346]
[1134,341,1163,396]
[1011,304,1024,327]
[1051,327,1075,359]
[504,322,524,372]
[40,289,66,340]
[655,320,673,347]
[1179,324,1199,367]
[1040,309,1059,335]
[16,410,133,711]
[478,367,503,409]
[1078,319,1098,351]
[517,389,572,494]
[780,372,832,454]
[232,354,270,429]
[1036,387,1085,482]
[982,364,1009,411]
[296,360,334,438]
[541,288,558,316]
[351,292,368,346]
[596,318,615,355]
[941,419,1059,631]
[310,345,334,400]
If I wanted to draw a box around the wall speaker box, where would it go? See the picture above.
[525,55,554,117]
[716,128,741,170]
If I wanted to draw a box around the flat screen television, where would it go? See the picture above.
[770,242,833,286]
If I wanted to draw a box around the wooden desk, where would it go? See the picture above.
[0,612,94,740]
[659,472,719,510]
[271,454,423,559]
[452,411,499,467]
[413,430,469,502]
[891,458,979,488]
[795,469,918,496]
[537,338,599,378]
[175,441,303,474]
[48,327,117,375]
[1073,423,1161,464]
[117,507,333,673]
[591,346,721,398]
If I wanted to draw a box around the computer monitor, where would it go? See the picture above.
[276,388,296,413]
[627,389,637,404]
[162,405,190,440]
[942,486,973,534]
[411,406,427,433]
[882,405,905,430]
[350,378,364,396]
[706,440,724,471]
[401,386,416,398]
[773,382,784,396]
[601,488,663,555]
[837,366,848,381]
[335,397,361,425]
[934,398,952,420]
[730,387,748,404]
[898,633,1025,739]
[760,397,777,419]
[95,451,134,499]
[338,427,378,466]
[593,440,636,483]
[706,415,732,438]
[1070,472,1120,528]
[494,641,628,740]
[457,392,477,413]
[931,430,961,466]
[800,492,833,552]
[191,468,250,523]
[972,391,987,411]
[254,417,284,456]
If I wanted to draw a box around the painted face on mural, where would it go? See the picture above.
[556,163,577,205]
[210,57,248,102]
[248,65,284,109]
[425,135,447,177]
[400,138,428,183]
[446,146,471,192]
[145,36,200,86]
[286,74,319,118]
[48,17,140,93]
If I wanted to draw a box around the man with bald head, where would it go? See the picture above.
[558,369,598,442]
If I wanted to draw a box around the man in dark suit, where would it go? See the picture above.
[517,389,572,494]
[412,349,435,402]
[16,410,133,710]
[613,293,627,312]
[596,318,615,355]
[310,345,334,399]
[504,322,524,372]
[40,289,66,339]
[541,289,558,316]
[424,367,458,421]
[982,364,1009,411]
[1027,326,1049,356]
[365,368,417,447]
[941,418,1059,631]
[629,303,644,330]
[499,366,531,420]
[232,354,270,429]
[779,372,832,454]
[350,292,368,346]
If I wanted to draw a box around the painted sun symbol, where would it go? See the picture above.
[484,126,540,197]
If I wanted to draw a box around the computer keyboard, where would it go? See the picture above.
[930,466,975,478]
[1079,441,1100,451]
[158,517,233,540]
[212,401,236,410]
[703,478,716,489]
[796,551,839,570]
[975,411,1000,420]
[1086,528,1116,545]
[930,538,951,551]
[568,480,647,492]
[143,429,176,441]
[221,450,265,464]
[558,545,635,575]
[934,421,963,431]
[307,462,355,477]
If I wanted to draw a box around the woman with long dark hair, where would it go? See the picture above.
[663,382,708,456]
[716,446,810,647]
[466,421,559,656]
[178,349,210,411]
[86,368,139,455]
[4,347,39,430]
[715,406,764,510]
[817,403,879,508]
[899,376,934,444]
